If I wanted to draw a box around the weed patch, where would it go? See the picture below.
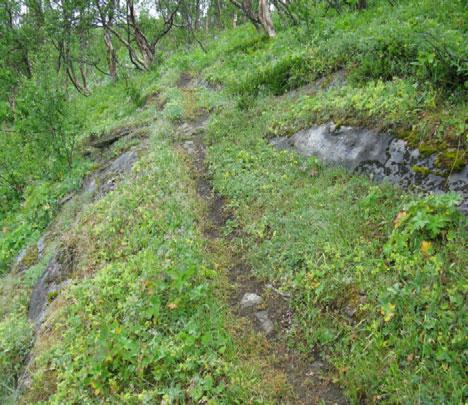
[198,87,467,403]
[23,127,286,403]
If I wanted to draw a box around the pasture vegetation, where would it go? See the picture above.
[1,0,467,403]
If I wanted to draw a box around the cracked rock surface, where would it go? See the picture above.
[271,123,467,212]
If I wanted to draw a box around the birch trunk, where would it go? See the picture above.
[258,0,276,37]
[103,29,117,80]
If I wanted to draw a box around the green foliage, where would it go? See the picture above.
[0,252,47,402]
[235,53,314,96]
[266,77,466,168]
[13,64,82,178]
[163,97,185,122]
[0,161,90,275]
[203,0,467,102]
[70,78,146,137]
[26,129,272,403]
[122,71,146,108]
[1,0,467,403]
[0,316,33,400]
[384,193,462,255]
[0,61,90,273]
[349,32,419,82]
[347,25,467,92]
[196,80,467,402]
[414,30,467,92]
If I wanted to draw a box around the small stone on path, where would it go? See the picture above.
[182,140,195,154]
[255,311,274,335]
[306,360,325,377]
[240,292,263,308]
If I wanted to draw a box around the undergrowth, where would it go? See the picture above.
[1,0,467,403]
[201,95,467,403]
[22,124,287,403]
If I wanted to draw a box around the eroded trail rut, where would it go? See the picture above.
[179,123,346,404]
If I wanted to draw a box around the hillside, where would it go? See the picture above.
[1,0,467,403]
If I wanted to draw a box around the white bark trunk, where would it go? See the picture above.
[258,0,276,37]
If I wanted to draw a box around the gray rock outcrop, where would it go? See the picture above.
[272,123,467,212]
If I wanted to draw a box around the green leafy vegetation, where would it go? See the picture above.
[1,0,467,403]
[200,92,467,403]
[0,254,49,401]
[0,316,33,397]
[0,162,90,275]
[16,113,288,403]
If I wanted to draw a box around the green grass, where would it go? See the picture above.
[0,253,51,402]
[195,0,467,166]
[21,121,288,403]
[0,160,91,275]
[157,4,467,397]
[200,100,466,402]
[1,0,467,403]
[3,0,466,275]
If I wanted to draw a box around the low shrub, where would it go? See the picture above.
[0,316,33,400]
[384,193,462,256]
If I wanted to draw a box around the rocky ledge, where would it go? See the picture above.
[271,123,467,212]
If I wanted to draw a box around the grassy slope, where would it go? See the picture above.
[1,78,290,402]
[202,96,466,402]
[165,1,466,401]
[20,118,290,403]
[2,0,465,277]
[201,0,467,167]
[1,0,467,403]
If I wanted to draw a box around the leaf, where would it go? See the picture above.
[420,240,432,256]
[393,211,407,228]
[380,303,396,322]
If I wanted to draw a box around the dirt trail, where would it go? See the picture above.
[176,76,346,403]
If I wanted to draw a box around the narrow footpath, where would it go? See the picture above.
[176,76,346,404]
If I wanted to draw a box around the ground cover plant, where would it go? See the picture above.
[16,121,290,403]
[1,0,467,403]
[163,2,467,398]
[202,97,467,402]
